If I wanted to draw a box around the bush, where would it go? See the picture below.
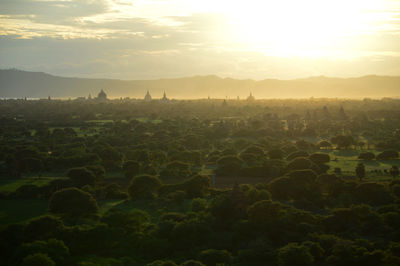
[49,187,99,216]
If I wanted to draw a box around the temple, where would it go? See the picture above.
[97,89,107,101]
[161,91,169,102]
[144,90,152,101]
[247,92,255,101]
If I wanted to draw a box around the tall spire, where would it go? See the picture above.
[161,91,168,101]
[247,91,255,101]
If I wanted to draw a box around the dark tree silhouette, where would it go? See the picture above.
[356,163,366,181]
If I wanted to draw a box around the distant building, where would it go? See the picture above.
[75,96,86,101]
[97,89,107,101]
[247,92,255,101]
[144,90,152,101]
[88,94,92,100]
[161,91,169,102]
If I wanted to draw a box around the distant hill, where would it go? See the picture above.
[0,69,399,99]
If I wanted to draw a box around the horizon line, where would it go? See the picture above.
[2,68,399,82]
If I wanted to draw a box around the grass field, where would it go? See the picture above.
[323,150,400,181]
[0,178,60,192]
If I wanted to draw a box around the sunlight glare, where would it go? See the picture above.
[219,0,391,58]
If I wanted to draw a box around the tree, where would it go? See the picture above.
[269,170,319,200]
[390,166,399,178]
[15,239,70,266]
[318,140,332,150]
[67,167,95,187]
[277,243,314,266]
[268,148,284,160]
[123,160,140,179]
[287,150,309,161]
[128,175,162,199]
[49,187,99,216]
[309,153,330,165]
[330,135,355,149]
[355,182,393,205]
[356,163,366,181]
[147,260,177,266]
[376,150,399,160]
[198,249,233,266]
[24,216,64,241]
[22,253,55,266]
[358,152,375,160]
[247,200,282,224]
[180,260,205,266]
[286,157,319,173]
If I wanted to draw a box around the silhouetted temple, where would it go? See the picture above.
[144,90,152,101]
[161,91,169,101]
[97,89,107,100]
[247,92,255,101]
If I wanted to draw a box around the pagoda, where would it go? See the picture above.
[144,90,152,101]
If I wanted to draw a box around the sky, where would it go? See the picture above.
[0,0,400,80]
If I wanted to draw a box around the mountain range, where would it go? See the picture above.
[0,69,399,99]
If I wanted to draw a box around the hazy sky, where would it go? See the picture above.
[0,0,399,80]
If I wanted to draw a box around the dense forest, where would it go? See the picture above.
[1,97,400,265]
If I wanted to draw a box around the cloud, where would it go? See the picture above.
[0,0,109,24]
[0,1,399,79]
